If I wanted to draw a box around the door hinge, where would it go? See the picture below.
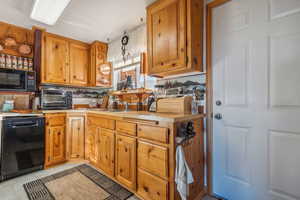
[48,156,50,162]
[186,56,189,65]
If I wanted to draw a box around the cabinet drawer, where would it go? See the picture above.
[138,141,168,179]
[116,121,137,136]
[46,114,66,126]
[87,117,115,130]
[138,125,169,144]
[137,169,168,200]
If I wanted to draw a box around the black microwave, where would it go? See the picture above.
[0,68,36,92]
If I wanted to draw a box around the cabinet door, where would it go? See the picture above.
[96,62,112,87]
[85,125,99,164]
[147,0,187,74]
[90,41,108,86]
[115,134,136,190]
[69,42,89,86]
[43,34,69,84]
[98,128,115,176]
[67,116,85,159]
[47,126,66,165]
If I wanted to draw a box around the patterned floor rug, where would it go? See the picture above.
[23,164,136,200]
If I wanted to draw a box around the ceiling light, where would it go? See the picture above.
[31,0,71,25]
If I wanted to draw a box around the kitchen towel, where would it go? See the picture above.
[175,145,194,200]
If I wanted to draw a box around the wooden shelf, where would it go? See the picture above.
[111,89,153,104]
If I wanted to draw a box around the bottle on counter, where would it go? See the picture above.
[5,54,12,68]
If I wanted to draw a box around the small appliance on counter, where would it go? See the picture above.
[0,114,45,181]
[156,96,193,114]
[2,100,14,112]
[40,89,72,110]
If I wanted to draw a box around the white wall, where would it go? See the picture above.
[107,24,147,64]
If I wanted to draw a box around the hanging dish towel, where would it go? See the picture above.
[175,145,194,200]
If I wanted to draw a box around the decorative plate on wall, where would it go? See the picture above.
[3,37,17,48]
[18,44,32,55]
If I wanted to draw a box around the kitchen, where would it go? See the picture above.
[0,0,299,200]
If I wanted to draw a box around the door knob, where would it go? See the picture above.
[214,113,222,120]
[216,100,222,106]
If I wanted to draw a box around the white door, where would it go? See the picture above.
[212,0,300,199]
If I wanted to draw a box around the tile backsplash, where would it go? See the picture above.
[0,94,31,110]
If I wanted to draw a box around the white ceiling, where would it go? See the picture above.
[0,0,156,43]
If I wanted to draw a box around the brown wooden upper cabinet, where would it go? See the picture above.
[42,34,70,84]
[147,0,204,77]
[90,41,112,87]
[42,33,90,87]
[69,42,89,86]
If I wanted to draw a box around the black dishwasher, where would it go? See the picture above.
[1,116,45,181]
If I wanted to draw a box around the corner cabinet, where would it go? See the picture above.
[42,33,90,87]
[90,41,112,87]
[147,0,204,77]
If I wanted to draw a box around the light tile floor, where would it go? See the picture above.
[0,162,217,200]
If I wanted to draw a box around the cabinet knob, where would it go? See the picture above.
[143,186,149,192]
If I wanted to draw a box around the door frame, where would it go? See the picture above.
[206,0,231,196]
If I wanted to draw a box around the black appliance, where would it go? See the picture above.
[0,116,45,181]
[0,68,36,92]
[41,89,72,110]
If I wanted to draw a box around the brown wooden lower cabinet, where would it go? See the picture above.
[137,141,168,179]
[115,134,137,190]
[85,123,99,165]
[66,115,85,159]
[98,128,115,176]
[137,169,168,200]
[45,113,205,200]
[45,114,66,167]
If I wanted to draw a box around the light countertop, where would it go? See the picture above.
[40,109,205,123]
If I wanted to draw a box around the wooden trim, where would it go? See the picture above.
[206,0,231,196]
[0,91,34,95]
[33,28,43,89]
